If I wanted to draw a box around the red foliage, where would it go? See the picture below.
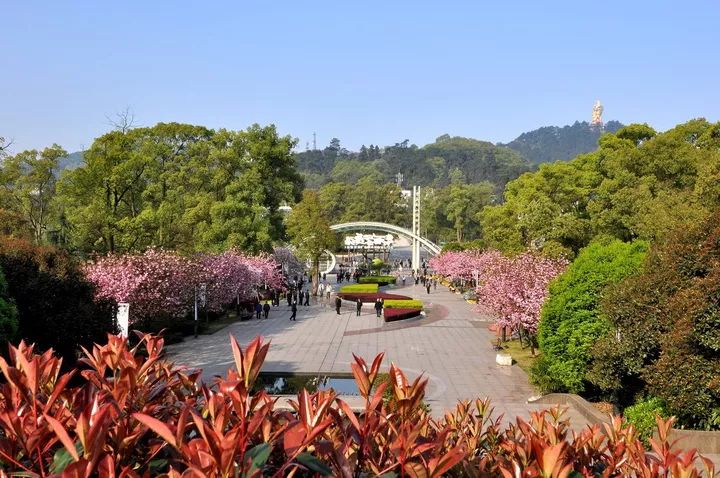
[0,333,714,477]
[383,308,422,322]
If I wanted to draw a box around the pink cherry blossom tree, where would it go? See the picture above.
[475,252,567,353]
[85,248,284,324]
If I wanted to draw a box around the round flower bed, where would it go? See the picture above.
[384,308,422,322]
[338,292,412,303]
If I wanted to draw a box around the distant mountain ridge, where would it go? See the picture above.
[500,120,624,165]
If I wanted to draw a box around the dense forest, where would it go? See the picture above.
[502,120,624,164]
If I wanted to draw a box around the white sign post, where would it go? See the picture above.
[117,302,130,338]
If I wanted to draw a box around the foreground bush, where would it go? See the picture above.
[0,333,714,477]
[0,236,116,364]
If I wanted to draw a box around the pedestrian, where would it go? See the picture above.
[290,301,297,321]
[254,302,262,320]
[322,272,326,281]
[335,296,342,315]
[304,289,310,306]
[433,279,437,290]
[263,301,270,319]
[401,275,406,285]
[356,299,362,317]
[426,282,431,294]
[298,290,304,306]
[287,290,292,306]
[415,276,419,285]
[374,298,383,317]
[326,285,332,300]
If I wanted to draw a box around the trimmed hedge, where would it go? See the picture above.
[384,308,422,321]
[383,299,423,310]
[340,283,379,294]
[359,276,397,285]
[338,292,412,303]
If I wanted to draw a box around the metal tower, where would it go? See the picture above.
[412,185,421,271]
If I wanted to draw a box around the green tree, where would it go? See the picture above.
[0,264,18,345]
[286,191,338,294]
[482,120,720,256]
[0,145,66,243]
[533,240,647,393]
[57,123,302,254]
[591,213,720,426]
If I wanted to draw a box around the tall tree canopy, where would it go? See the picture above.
[56,122,303,254]
[0,144,67,243]
[481,119,720,257]
[285,191,337,294]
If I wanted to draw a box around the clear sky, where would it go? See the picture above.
[2,0,719,153]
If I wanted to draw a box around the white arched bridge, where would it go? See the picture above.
[318,222,440,275]
[330,221,441,255]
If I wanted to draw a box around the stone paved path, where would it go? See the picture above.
[167,282,589,427]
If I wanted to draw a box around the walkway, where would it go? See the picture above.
[167,282,589,426]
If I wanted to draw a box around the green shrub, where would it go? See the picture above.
[624,397,666,443]
[0,265,18,344]
[358,276,396,285]
[535,240,647,393]
[383,299,423,310]
[0,237,116,365]
[340,284,378,293]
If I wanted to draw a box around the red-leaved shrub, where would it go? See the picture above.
[0,333,715,477]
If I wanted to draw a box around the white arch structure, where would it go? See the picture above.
[330,221,441,264]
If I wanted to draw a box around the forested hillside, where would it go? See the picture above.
[295,136,530,190]
[502,120,624,165]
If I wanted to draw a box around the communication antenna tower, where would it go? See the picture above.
[313,132,317,150]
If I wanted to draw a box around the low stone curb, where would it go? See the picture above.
[529,393,720,454]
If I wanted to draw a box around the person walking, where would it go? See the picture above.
[356,299,362,316]
[290,301,297,321]
[304,289,310,306]
[426,282,431,294]
[298,290,304,306]
[326,285,332,300]
[255,302,262,320]
[335,296,342,315]
[287,290,292,306]
[263,301,270,319]
[433,279,437,290]
[401,274,406,286]
[374,298,383,317]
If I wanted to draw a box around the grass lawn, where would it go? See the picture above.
[500,339,540,375]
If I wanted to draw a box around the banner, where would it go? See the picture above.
[117,302,130,338]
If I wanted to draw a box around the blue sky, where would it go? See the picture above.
[2,1,718,153]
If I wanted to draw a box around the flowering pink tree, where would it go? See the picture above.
[430,250,505,285]
[84,248,195,323]
[85,249,284,324]
[475,252,567,352]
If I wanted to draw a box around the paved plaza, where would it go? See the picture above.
[168,281,589,426]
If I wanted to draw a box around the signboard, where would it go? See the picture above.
[117,302,130,338]
[198,283,207,308]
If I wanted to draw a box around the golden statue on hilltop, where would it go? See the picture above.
[591,100,604,128]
